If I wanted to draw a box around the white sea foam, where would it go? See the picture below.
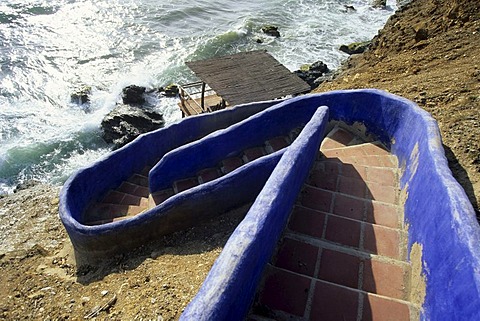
[0,0,397,192]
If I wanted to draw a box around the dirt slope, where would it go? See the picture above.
[317,0,480,215]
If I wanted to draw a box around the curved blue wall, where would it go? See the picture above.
[180,90,480,320]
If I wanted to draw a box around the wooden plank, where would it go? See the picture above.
[186,50,310,106]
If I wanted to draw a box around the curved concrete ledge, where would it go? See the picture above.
[180,89,480,320]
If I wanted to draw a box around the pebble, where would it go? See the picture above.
[101,290,109,296]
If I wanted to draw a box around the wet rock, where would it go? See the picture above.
[261,25,280,38]
[101,104,165,149]
[162,84,179,97]
[70,86,91,105]
[344,5,356,12]
[339,41,371,55]
[122,85,146,105]
[294,60,331,90]
[14,180,41,193]
[372,0,387,8]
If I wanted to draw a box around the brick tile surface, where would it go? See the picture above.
[301,186,333,213]
[318,249,361,289]
[117,181,138,194]
[274,238,319,277]
[102,190,125,204]
[120,193,142,206]
[366,167,396,186]
[363,259,408,300]
[363,293,411,321]
[338,175,367,198]
[150,189,174,206]
[259,266,311,317]
[265,136,289,153]
[325,215,361,248]
[332,193,366,221]
[197,167,221,183]
[173,177,199,193]
[310,280,359,321]
[363,224,401,259]
[366,202,400,228]
[366,182,398,204]
[341,163,367,180]
[308,169,337,191]
[221,157,244,174]
[243,147,266,162]
[288,206,326,238]
[128,174,149,186]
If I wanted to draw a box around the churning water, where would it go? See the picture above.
[0,0,397,194]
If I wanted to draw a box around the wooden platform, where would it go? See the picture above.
[178,94,225,117]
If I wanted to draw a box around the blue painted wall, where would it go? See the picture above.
[180,90,480,320]
[150,97,325,193]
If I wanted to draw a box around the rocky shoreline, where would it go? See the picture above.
[0,0,479,319]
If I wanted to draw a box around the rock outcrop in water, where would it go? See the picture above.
[294,60,331,90]
[339,41,371,55]
[122,85,147,105]
[261,25,281,38]
[101,104,165,149]
[70,86,91,105]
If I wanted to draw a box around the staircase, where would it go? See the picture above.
[83,134,297,226]
[248,127,418,321]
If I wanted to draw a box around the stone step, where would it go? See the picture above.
[84,203,147,225]
[265,136,290,154]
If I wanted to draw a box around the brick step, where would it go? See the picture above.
[288,205,407,261]
[149,188,175,208]
[255,264,416,321]
[84,203,147,226]
[321,126,366,150]
[83,130,298,225]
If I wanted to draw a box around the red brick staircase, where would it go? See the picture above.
[83,135,295,226]
[248,126,418,321]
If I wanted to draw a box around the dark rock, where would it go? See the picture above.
[261,25,281,38]
[414,23,429,41]
[122,85,146,105]
[294,60,331,90]
[339,41,371,55]
[70,86,91,105]
[101,104,165,148]
[162,84,179,97]
[344,5,356,11]
[256,38,263,44]
[14,180,41,193]
[372,0,387,8]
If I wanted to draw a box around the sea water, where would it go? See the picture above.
[0,0,397,194]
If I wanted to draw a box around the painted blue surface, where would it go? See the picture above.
[150,97,324,193]
[179,90,480,320]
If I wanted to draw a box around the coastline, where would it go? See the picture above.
[1,0,479,319]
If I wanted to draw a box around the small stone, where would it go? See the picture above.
[261,25,281,38]
[101,290,109,296]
